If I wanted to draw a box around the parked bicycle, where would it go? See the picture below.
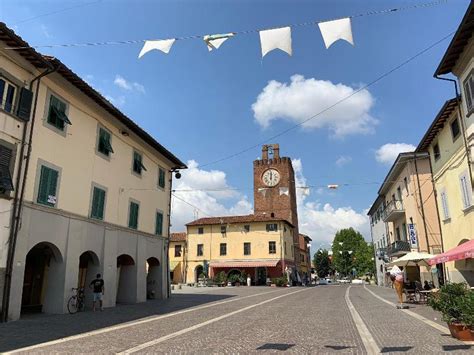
[67,287,85,314]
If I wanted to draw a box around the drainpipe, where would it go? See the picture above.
[1,62,57,323]
[166,169,175,298]
[434,75,473,181]
[414,153,430,253]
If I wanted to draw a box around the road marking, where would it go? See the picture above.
[118,288,308,354]
[344,286,380,355]
[6,289,283,354]
[363,285,450,334]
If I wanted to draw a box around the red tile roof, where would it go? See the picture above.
[186,214,294,227]
[170,232,187,242]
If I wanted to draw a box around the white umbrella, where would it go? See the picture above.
[388,251,435,268]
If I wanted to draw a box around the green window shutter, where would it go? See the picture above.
[0,145,14,192]
[91,187,106,220]
[156,212,163,235]
[158,168,165,188]
[98,128,113,155]
[133,152,146,174]
[129,202,139,229]
[37,166,58,206]
[48,95,71,130]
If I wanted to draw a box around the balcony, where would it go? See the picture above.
[382,200,405,222]
[388,240,410,257]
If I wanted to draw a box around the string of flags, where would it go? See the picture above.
[139,17,354,59]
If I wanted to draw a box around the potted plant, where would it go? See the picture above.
[428,283,474,341]
[228,273,241,286]
[213,271,227,287]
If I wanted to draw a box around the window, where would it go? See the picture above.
[158,167,166,189]
[440,189,450,220]
[244,242,251,255]
[0,77,16,113]
[155,211,164,236]
[220,225,226,234]
[198,227,204,234]
[128,201,139,229]
[132,151,146,175]
[269,241,276,254]
[433,143,441,161]
[220,243,227,256]
[266,223,278,232]
[402,223,407,241]
[395,227,401,241]
[450,118,461,141]
[397,186,402,201]
[404,177,409,196]
[463,71,474,114]
[97,127,114,157]
[175,245,182,257]
[197,244,203,256]
[0,144,14,195]
[37,165,59,207]
[459,172,473,209]
[243,225,250,232]
[90,186,106,220]
[301,254,305,262]
[47,94,71,130]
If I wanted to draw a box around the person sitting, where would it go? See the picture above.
[424,280,433,290]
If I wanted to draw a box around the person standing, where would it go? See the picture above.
[90,273,104,311]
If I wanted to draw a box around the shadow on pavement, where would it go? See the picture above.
[325,345,355,350]
[380,346,413,352]
[442,345,473,351]
[256,343,295,351]
[0,293,234,352]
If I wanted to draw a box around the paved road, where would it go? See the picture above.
[0,285,472,354]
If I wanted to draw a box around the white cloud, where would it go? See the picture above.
[293,158,369,251]
[375,143,416,165]
[251,75,378,138]
[171,160,252,231]
[335,155,352,167]
[113,75,145,94]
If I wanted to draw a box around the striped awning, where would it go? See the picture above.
[210,260,280,268]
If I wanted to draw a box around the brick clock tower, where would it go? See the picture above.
[253,144,299,265]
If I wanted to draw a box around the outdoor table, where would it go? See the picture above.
[418,290,431,303]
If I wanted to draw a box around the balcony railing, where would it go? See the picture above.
[388,240,410,256]
[382,200,405,222]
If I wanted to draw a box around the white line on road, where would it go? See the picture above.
[344,286,380,355]
[118,288,309,354]
[6,289,283,354]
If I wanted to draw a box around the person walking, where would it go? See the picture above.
[90,273,104,312]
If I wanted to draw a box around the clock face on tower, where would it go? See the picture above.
[262,169,281,187]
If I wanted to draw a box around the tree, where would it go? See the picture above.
[313,249,331,278]
[331,228,374,277]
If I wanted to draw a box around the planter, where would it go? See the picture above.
[448,323,474,341]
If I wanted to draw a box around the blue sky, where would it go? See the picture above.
[2,0,469,248]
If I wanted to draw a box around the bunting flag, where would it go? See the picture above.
[328,184,339,189]
[138,39,176,58]
[279,187,289,196]
[259,27,292,58]
[203,33,234,51]
[318,18,354,49]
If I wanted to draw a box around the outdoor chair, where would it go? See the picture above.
[404,287,417,303]
[414,281,427,303]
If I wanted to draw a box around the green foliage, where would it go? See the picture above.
[198,273,206,279]
[331,228,375,277]
[271,276,287,287]
[428,283,471,326]
[213,271,227,284]
[227,273,241,284]
[313,249,331,278]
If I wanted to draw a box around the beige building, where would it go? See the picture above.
[0,23,185,321]
[169,232,187,284]
[377,153,442,283]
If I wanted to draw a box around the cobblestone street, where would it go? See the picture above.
[0,284,473,354]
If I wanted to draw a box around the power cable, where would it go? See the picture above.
[4,0,446,50]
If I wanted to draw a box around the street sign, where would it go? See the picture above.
[408,224,418,248]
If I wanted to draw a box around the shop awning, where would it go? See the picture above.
[169,261,180,271]
[388,251,435,268]
[210,260,280,268]
[428,239,474,265]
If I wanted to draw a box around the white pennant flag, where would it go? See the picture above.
[138,39,176,58]
[318,18,354,49]
[259,27,292,58]
[203,33,234,51]
[279,187,289,196]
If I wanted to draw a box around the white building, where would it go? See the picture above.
[368,196,388,286]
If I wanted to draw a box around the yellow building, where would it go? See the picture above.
[417,99,474,285]
[186,216,295,285]
[0,23,185,321]
[169,232,187,284]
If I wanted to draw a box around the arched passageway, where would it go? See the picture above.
[116,254,136,304]
[256,267,267,285]
[21,242,63,314]
[146,257,160,299]
[78,251,101,308]
[195,265,203,283]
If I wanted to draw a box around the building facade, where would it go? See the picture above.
[0,23,185,321]
[298,234,312,280]
[185,144,305,284]
[169,232,187,284]
[368,196,389,286]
